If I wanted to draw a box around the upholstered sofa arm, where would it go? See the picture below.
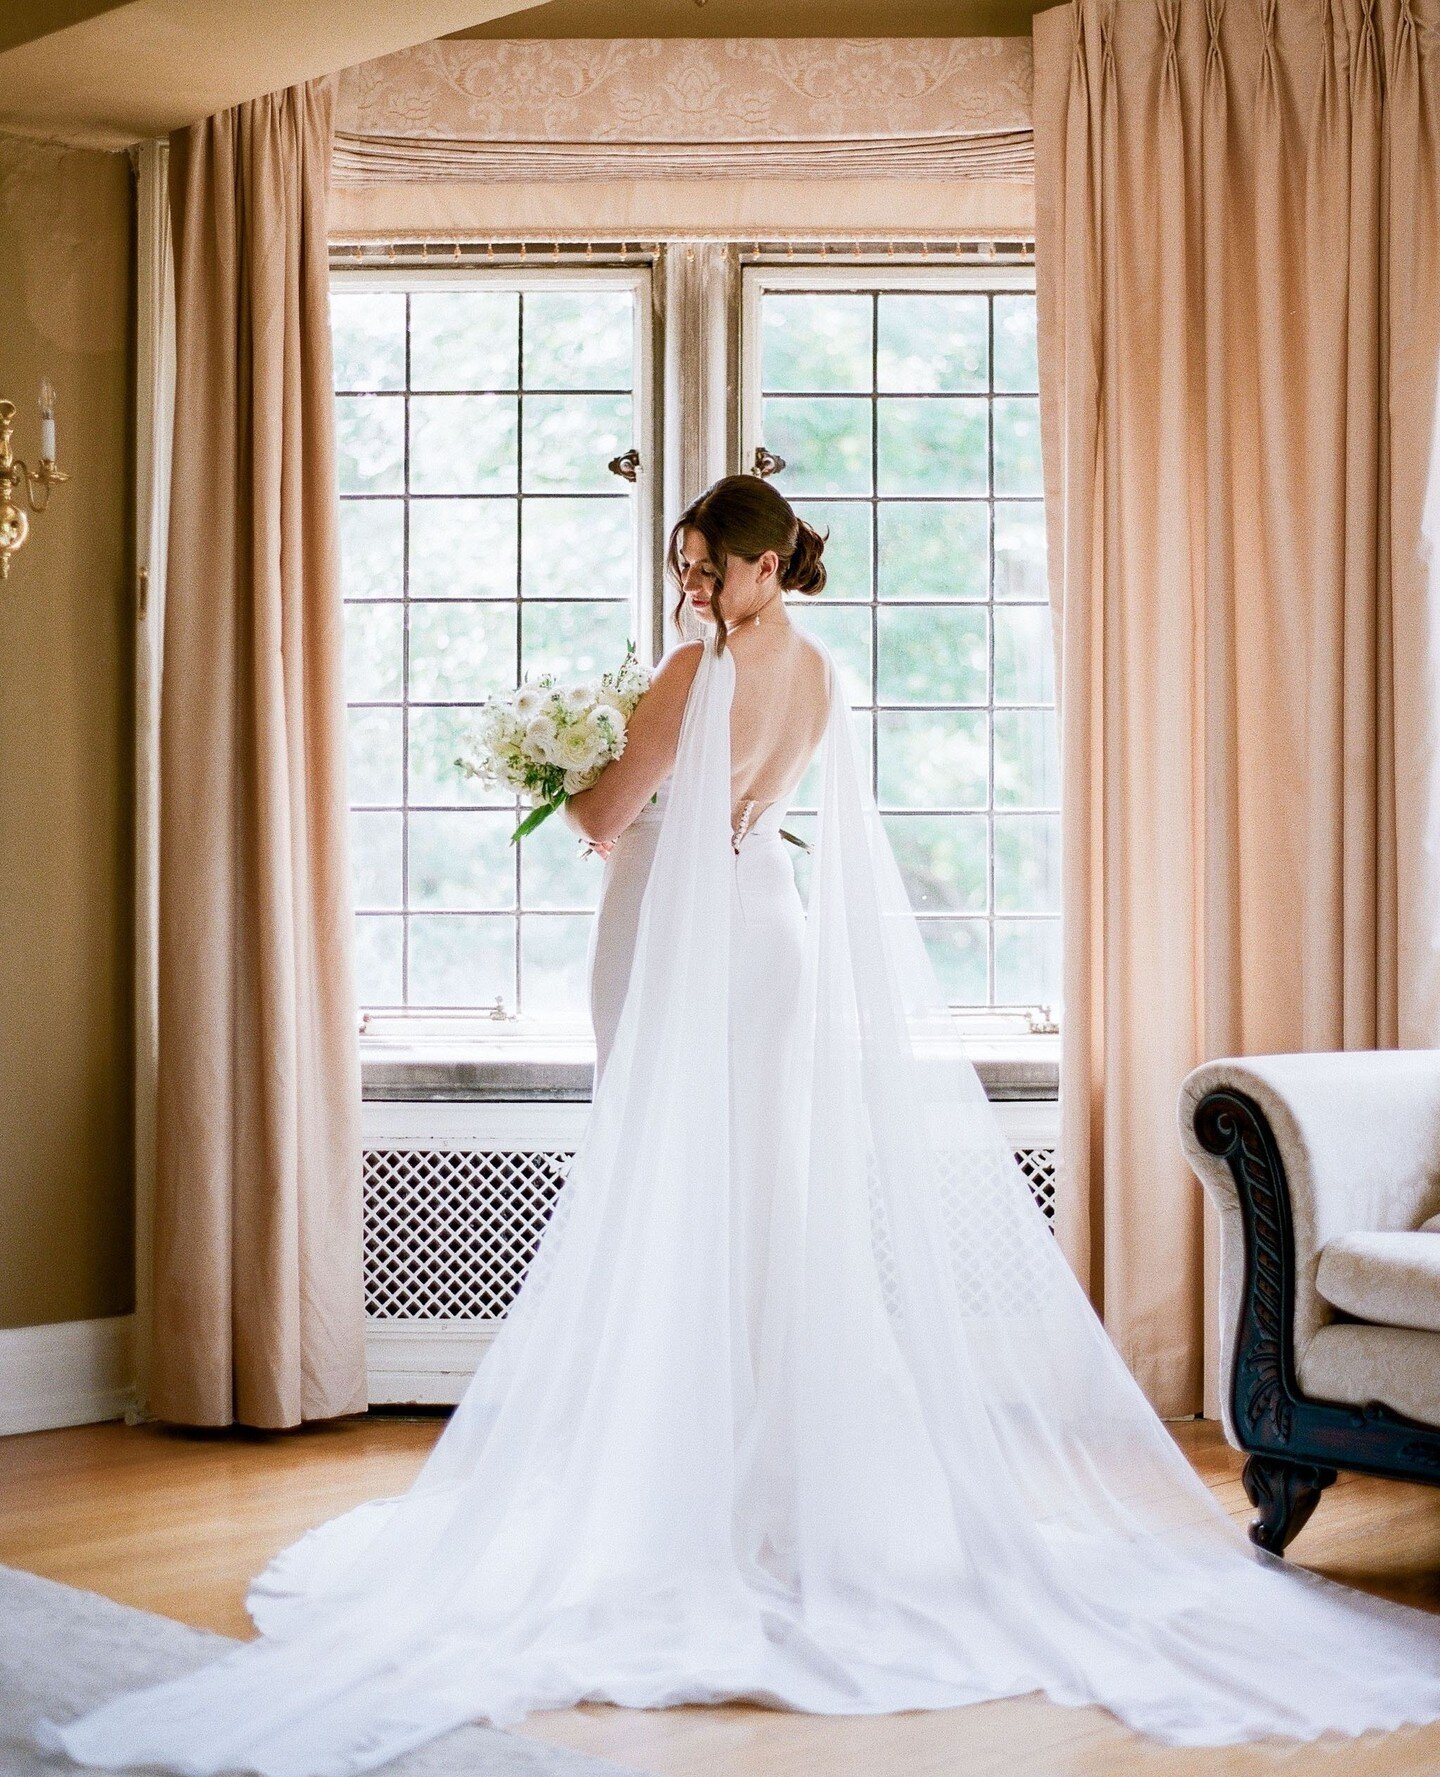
[1178,1050,1440,1446]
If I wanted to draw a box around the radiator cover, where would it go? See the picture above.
[361,1100,1060,1404]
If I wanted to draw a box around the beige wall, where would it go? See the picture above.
[0,134,134,1330]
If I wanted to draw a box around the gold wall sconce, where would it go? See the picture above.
[0,381,70,580]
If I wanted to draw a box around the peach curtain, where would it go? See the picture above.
[332,39,1034,181]
[1033,0,1440,1415]
[152,77,368,1427]
[327,38,1037,241]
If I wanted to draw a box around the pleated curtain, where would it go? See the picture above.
[152,76,368,1427]
[1033,0,1440,1415]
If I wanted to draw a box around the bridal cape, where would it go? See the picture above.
[35,629,1440,1775]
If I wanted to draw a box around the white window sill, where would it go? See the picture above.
[360,1014,1059,1103]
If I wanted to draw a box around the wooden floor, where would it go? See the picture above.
[5,1413,1440,1776]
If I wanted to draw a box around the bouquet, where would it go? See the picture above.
[455,642,813,855]
[455,644,653,844]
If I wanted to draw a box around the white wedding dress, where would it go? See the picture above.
[34,628,1440,1776]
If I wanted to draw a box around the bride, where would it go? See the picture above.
[34,476,1440,1775]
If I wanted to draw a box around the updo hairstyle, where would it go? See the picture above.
[665,473,827,652]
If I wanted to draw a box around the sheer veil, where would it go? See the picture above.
[34,629,1440,1776]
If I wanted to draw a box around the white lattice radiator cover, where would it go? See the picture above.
[361,1100,1060,1405]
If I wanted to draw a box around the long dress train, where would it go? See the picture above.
[33,628,1440,1776]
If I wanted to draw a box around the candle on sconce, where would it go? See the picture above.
[39,378,56,464]
[0,380,70,577]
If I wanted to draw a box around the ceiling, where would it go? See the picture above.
[0,0,548,147]
[451,0,1047,35]
[0,0,1046,149]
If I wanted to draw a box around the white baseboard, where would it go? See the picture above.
[0,1314,137,1436]
[365,1319,497,1407]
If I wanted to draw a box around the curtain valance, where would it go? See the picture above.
[332,37,1033,185]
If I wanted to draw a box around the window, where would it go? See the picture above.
[330,268,653,1031]
[330,247,1055,1040]
[741,265,1057,1013]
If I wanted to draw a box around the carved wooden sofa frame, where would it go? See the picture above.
[1180,1054,1440,1555]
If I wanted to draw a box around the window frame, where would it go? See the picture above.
[330,259,659,1035]
[737,258,1055,1024]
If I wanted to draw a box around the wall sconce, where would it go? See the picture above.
[0,381,70,580]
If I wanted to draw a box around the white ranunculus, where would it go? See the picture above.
[563,766,600,795]
[524,715,559,760]
[556,725,601,770]
[562,681,596,711]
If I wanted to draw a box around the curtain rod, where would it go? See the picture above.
[328,236,1036,267]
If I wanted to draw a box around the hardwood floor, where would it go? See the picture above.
[4,1413,1440,1775]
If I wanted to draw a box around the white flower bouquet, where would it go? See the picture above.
[455,644,653,844]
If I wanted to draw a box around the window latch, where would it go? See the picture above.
[607,448,640,482]
[751,445,786,480]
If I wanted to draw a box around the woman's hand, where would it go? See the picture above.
[564,794,615,859]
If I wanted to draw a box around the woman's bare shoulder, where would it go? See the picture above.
[626,639,704,734]
[646,639,705,696]
[661,637,706,674]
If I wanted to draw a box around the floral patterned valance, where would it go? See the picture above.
[333,38,1033,184]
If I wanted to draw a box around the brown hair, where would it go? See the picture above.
[665,474,827,653]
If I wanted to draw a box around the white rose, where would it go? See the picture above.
[563,766,600,795]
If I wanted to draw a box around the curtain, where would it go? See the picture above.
[327,37,1035,240]
[1033,0,1440,1416]
[328,175,1036,244]
[151,77,368,1428]
[333,38,1033,181]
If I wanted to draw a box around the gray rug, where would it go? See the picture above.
[0,1565,644,1777]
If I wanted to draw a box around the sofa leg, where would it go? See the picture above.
[1241,1455,1338,1554]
